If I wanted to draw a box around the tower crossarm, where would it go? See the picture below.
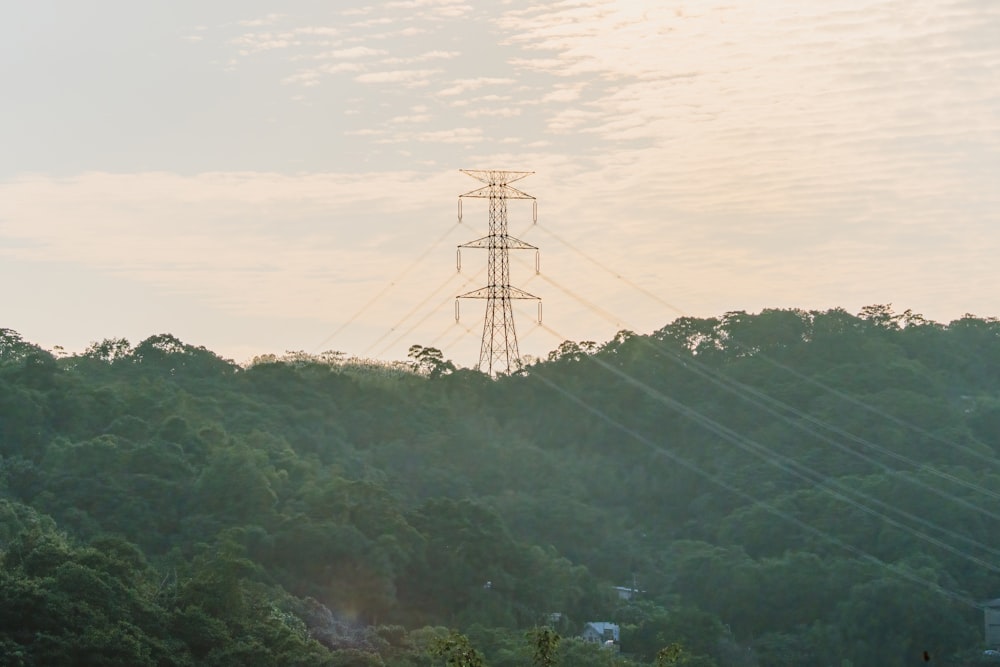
[460,169,533,185]
[457,285,540,300]
[459,235,537,250]
[459,184,535,200]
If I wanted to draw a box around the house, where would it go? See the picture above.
[985,599,1000,648]
[614,585,643,601]
[581,622,620,646]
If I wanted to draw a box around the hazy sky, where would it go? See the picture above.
[3,0,999,366]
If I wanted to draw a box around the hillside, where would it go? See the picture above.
[1,305,1000,666]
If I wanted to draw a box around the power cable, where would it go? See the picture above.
[525,364,984,611]
[531,321,1000,576]
[367,265,487,359]
[364,220,536,360]
[378,267,484,359]
[533,222,1000,470]
[312,220,461,353]
[513,255,1000,521]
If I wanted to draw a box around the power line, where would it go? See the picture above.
[377,267,485,359]
[534,222,1000,473]
[535,222,687,318]
[530,321,1000,579]
[512,254,1000,519]
[526,363,984,611]
[365,218,537,360]
[522,257,1000,524]
[364,266,486,359]
[312,219,461,354]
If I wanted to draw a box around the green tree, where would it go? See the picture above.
[527,626,560,667]
[657,643,686,666]
[408,346,456,379]
[430,631,485,667]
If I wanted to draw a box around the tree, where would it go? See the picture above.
[657,643,686,666]
[430,631,485,667]
[408,346,456,378]
[857,304,901,331]
[0,329,43,363]
[653,642,723,667]
[82,338,133,364]
[527,626,560,667]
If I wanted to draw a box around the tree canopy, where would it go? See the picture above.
[1,306,999,665]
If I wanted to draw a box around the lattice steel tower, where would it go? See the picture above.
[455,169,541,376]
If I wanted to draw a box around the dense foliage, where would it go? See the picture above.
[1,306,1000,666]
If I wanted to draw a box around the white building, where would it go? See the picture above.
[581,621,620,646]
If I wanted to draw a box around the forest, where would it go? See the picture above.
[1,305,1000,666]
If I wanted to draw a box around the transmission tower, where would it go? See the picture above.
[454,169,541,376]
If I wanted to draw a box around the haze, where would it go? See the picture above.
[2,0,998,365]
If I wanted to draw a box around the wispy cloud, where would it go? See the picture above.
[0,171,463,322]
[496,0,1000,219]
[437,77,516,96]
[294,26,340,37]
[385,0,472,18]
[464,107,521,118]
[323,46,386,59]
[230,32,301,55]
[10,0,1000,360]
[350,17,395,29]
[411,128,482,143]
[540,84,585,104]
[382,50,460,64]
[239,13,285,27]
[390,114,433,124]
[355,68,441,85]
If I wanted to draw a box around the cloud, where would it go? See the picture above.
[0,170,466,325]
[437,77,516,96]
[394,26,425,37]
[386,0,465,7]
[464,107,521,118]
[239,14,285,27]
[385,0,472,17]
[230,32,301,55]
[381,50,460,64]
[294,26,340,37]
[366,127,484,144]
[350,17,395,28]
[13,0,1000,358]
[355,69,441,85]
[283,60,369,85]
[390,114,433,123]
[325,46,386,59]
[412,128,482,143]
[541,84,585,104]
[492,0,1000,220]
[282,71,321,86]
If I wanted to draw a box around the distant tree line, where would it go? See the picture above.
[0,306,999,665]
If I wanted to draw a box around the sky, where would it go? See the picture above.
[2,0,999,367]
